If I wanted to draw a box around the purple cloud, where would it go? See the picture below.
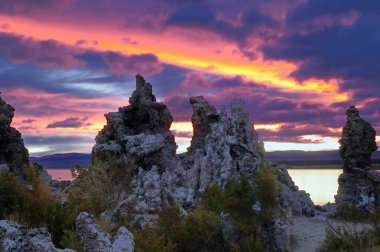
[46,117,88,128]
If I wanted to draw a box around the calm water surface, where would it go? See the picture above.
[47,168,342,205]
[287,169,341,205]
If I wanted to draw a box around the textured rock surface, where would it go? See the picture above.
[93,74,177,171]
[0,220,73,252]
[339,106,377,171]
[178,98,262,198]
[336,106,380,212]
[0,96,29,177]
[277,164,315,217]
[263,219,290,252]
[93,75,314,227]
[112,226,135,252]
[76,212,112,252]
[76,212,134,252]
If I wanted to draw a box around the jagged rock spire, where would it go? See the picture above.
[339,105,377,171]
[93,74,177,170]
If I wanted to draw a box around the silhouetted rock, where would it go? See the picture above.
[339,106,377,171]
[0,96,29,178]
[336,106,380,213]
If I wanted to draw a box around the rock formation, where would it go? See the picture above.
[93,74,177,172]
[339,106,378,171]
[277,164,315,216]
[76,212,134,252]
[0,220,73,252]
[336,106,380,212]
[179,98,262,192]
[93,75,315,226]
[0,96,29,177]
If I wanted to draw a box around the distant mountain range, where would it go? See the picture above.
[30,153,91,169]
[30,151,380,169]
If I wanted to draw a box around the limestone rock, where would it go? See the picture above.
[76,212,112,252]
[339,106,377,171]
[0,220,73,252]
[335,168,379,212]
[91,75,313,233]
[277,164,315,217]
[76,212,134,252]
[188,96,219,152]
[178,98,262,199]
[0,96,29,178]
[93,74,177,171]
[262,219,290,252]
[112,226,134,252]
[336,106,380,212]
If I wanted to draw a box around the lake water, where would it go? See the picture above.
[47,168,342,205]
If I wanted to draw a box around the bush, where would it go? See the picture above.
[67,156,135,219]
[318,222,380,252]
[201,184,224,214]
[0,170,27,220]
[134,225,175,252]
[178,207,224,251]
[0,165,54,226]
[336,203,370,223]
[255,163,280,224]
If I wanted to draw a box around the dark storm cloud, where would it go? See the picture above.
[166,2,280,58]
[288,0,380,23]
[261,0,380,98]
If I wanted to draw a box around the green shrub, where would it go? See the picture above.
[178,207,224,252]
[0,170,27,220]
[134,225,176,252]
[67,156,135,219]
[201,184,224,214]
[46,202,67,247]
[255,163,280,224]
[60,230,84,252]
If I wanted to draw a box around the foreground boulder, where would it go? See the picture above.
[76,212,134,252]
[336,106,379,212]
[0,96,29,178]
[0,220,73,252]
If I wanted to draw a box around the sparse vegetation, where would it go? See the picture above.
[317,205,380,251]
[317,222,380,252]
[134,163,282,252]
[336,202,371,223]
[0,165,69,246]
[0,158,284,251]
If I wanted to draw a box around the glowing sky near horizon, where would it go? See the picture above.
[0,0,379,156]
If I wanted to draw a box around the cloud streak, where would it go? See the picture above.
[0,0,378,154]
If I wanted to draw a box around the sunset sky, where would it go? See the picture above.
[0,0,379,156]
